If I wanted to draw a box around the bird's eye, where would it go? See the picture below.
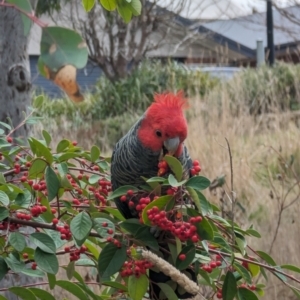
[155,130,162,137]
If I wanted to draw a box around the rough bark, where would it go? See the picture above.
[0,4,38,299]
[0,5,32,138]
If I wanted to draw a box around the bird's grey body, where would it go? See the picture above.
[111,114,193,219]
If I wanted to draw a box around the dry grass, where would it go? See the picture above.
[186,81,300,300]
[34,70,300,299]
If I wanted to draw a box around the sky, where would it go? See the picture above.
[157,0,293,19]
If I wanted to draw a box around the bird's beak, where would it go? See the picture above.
[164,137,180,156]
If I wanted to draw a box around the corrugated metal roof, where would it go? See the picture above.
[201,5,300,50]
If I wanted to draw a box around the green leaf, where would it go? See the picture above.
[5,253,25,272]
[89,174,101,185]
[246,229,261,238]
[157,283,178,300]
[0,257,8,281]
[9,287,37,300]
[102,281,127,292]
[0,173,6,184]
[237,288,259,300]
[45,166,60,201]
[9,232,26,252]
[0,207,9,221]
[0,190,9,206]
[82,0,95,11]
[129,0,141,15]
[33,95,44,109]
[107,185,139,200]
[47,273,56,289]
[256,250,276,266]
[120,219,144,235]
[29,159,47,178]
[28,288,56,300]
[164,155,183,181]
[104,207,125,221]
[93,217,115,238]
[30,232,56,254]
[248,261,260,277]
[98,243,127,281]
[176,244,195,270]
[142,195,173,226]
[186,176,210,190]
[34,247,59,274]
[66,261,75,280]
[146,177,165,183]
[188,209,214,241]
[128,274,148,300]
[56,139,70,153]
[134,227,159,251]
[0,121,11,130]
[281,264,300,274]
[29,138,53,164]
[40,27,88,71]
[168,174,186,187]
[90,145,100,163]
[42,130,52,146]
[292,287,300,300]
[70,211,92,245]
[15,190,31,208]
[55,280,89,300]
[6,0,32,35]
[197,190,213,215]
[234,263,252,284]
[100,0,117,11]
[21,268,45,278]
[222,271,237,300]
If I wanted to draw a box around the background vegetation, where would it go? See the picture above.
[35,61,300,299]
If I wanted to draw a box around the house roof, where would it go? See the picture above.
[199,5,300,52]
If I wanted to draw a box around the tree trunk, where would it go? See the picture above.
[0,4,38,299]
[0,5,32,138]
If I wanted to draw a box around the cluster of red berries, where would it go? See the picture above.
[55,222,72,240]
[147,206,202,242]
[191,160,201,176]
[101,222,114,235]
[30,205,47,217]
[157,160,169,176]
[120,259,153,278]
[64,245,87,262]
[239,283,256,291]
[0,221,21,231]
[106,236,121,248]
[15,212,32,221]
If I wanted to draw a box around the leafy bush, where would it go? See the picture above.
[38,60,219,120]
[226,62,300,116]
[2,103,300,300]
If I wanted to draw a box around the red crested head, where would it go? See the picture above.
[137,91,188,156]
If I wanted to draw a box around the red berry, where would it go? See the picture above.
[191,235,199,243]
[31,262,37,270]
[217,292,222,299]
[33,184,40,191]
[72,141,78,146]
[127,190,134,196]
[64,246,70,252]
[52,218,59,225]
[80,245,87,253]
[194,165,201,173]
[51,208,57,214]
[190,168,197,176]
[93,165,99,171]
[120,195,127,202]
[22,253,28,259]
[102,222,108,227]
[60,234,66,240]
[6,137,12,143]
[250,285,256,291]
[41,206,47,212]
[20,176,27,182]
[107,228,113,235]
[128,201,135,208]
[25,162,31,167]
[178,254,186,261]
[193,160,199,166]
